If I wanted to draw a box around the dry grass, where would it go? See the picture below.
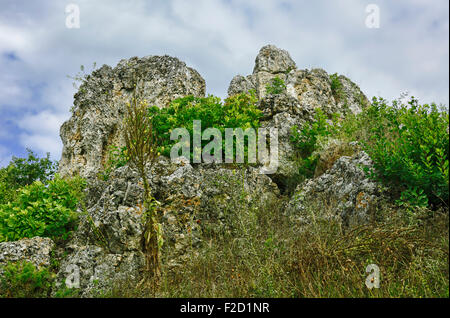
[105,196,449,298]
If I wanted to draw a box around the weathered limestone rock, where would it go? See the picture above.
[49,45,375,296]
[286,151,382,227]
[0,237,55,269]
[59,55,206,179]
[227,45,369,189]
[53,154,280,296]
[253,45,297,74]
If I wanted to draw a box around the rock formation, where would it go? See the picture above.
[59,56,206,179]
[2,45,383,297]
[227,45,369,190]
[0,237,54,271]
[286,151,383,228]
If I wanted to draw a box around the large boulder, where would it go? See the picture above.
[286,151,383,227]
[59,55,206,179]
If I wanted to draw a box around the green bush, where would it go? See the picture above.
[330,73,344,102]
[149,92,262,160]
[0,261,54,298]
[265,76,286,95]
[0,176,86,242]
[1,149,58,188]
[290,109,338,177]
[100,145,130,181]
[292,96,449,209]
[342,97,449,208]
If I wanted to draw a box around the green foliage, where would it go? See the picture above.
[396,187,429,210]
[330,73,344,102]
[0,261,54,298]
[290,109,338,177]
[108,185,449,298]
[149,92,262,160]
[100,145,129,181]
[1,149,58,189]
[0,176,86,242]
[344,97,449,208]
[291,96,449,209]
[265,76,286,95]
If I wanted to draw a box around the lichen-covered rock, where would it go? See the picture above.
[53,154,280,296]
[286,151,382,227]
[228,75,256,97]
[53,244,145,297]
[335,75,370,115]
[59,55,206,179]
[0,237,55,269]
[227,45,369,188]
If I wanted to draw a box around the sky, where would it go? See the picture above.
[0,0,448,166]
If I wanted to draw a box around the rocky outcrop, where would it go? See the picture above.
[227,45,369,190]
[228,45,368,115]
[286,151,382,227]
[53,155,279,296]
[0,45,380,297]
[59,55,206,179]
[0,237,55,269]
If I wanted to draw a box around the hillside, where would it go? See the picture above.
[0,45,448,298]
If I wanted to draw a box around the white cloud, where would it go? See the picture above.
[17,111,67,160]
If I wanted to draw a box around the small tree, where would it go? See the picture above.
[265,76,286,95]
[123,84,161,277]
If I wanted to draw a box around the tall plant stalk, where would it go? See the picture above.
[124,82,160,278]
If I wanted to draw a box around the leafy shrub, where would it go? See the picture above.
[342,97,449,208]
[0,176,86,242]
[149,92,262,161]
[290,96,449,209]
[0,172,16,205]
[290,109,338,177]
[294,96,449,209]
[1,149,58,189]
[265,76,286,95]
[0,261,54,298]
[330,73,344,102]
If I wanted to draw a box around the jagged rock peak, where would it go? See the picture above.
[253,44,297,74]
[59,54,206,179]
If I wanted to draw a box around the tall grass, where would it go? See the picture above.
[106,194,448,298]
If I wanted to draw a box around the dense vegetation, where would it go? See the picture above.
[149,92,262,158]
[0,86,448,298]
[0,151,85,242]
[106,171,449,298]
[291,96,449,210]
[0,149,58,205]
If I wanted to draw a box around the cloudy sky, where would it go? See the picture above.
[0,0,448,166]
